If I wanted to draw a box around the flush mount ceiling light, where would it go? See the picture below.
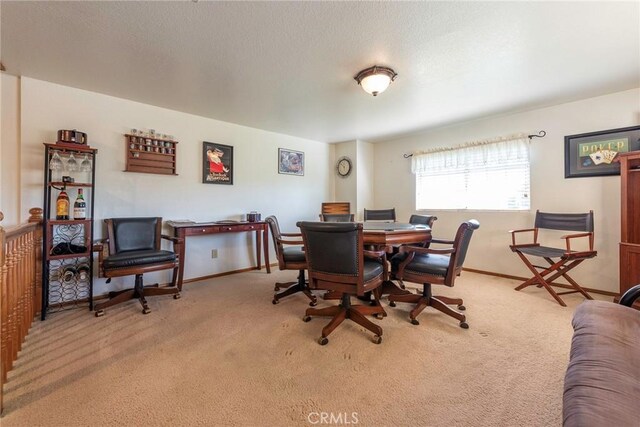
[354,65,398,96]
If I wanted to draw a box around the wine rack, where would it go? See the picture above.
[42,142,97,319]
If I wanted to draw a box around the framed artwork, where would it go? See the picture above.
[278,148,304,176]
[203,142,233,184]
[564,125,640,178]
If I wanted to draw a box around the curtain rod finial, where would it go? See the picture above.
[528,130,546,140]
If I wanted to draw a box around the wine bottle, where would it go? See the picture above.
[61,265,77,284]
[73,188,86,220]
[76,263,90,281]
[56,187,70,220]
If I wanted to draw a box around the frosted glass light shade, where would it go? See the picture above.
[354,66,397,96]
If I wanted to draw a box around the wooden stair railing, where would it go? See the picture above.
[0,208,43,414]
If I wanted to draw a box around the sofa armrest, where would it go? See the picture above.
[619,284,640,307]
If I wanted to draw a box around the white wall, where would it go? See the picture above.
[356,140,374,221]
[15,77,333,295]
[373,88,640,293]
[1,74,21,226]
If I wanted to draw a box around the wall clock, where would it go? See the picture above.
[336,156,353,177]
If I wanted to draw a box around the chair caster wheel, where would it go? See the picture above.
[389,301,396,307]
[274,286,280,291]
[309,300,318,307]
[458,305,465,311]
[142,307,151,314]
[302,315,311,322]
[272,299,279,305]
[459,321,469,329]
[173,293,181,300]
[95,310,105,317]
[374,313,384,320]
[373,335,382,344]
[410,318,420,325]
[318,337,328,345]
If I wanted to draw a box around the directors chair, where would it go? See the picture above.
[509,211,596,307]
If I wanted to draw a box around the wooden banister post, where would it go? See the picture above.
[28,208,43,318]
[0,210,5,413]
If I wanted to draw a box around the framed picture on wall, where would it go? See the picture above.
[278,148,304,176]
[203,142,233,184]
[564,125,640,178]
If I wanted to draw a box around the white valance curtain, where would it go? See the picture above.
[411,134,530,175]
[412,134,531,211]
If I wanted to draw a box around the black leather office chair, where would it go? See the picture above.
[298,222,386,345]
[389,220,479,328]
[409,214,437,227]
[509,211,596,306]
[364,208,396,222]
[320,213,354,222]
[265,216,316,306]
[94,217,182,316]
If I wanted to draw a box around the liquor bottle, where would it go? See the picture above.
[73,188,86,220]
[56,187,70,220]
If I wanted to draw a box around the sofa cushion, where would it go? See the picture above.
[563,300,640,426]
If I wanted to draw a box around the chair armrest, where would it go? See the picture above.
[364,249,386,259]
[509,228,537,246]
[279,239,304,245]
[281,232,302,237]
[430,238,454,245]
[399,245,455,255]
[619,284,640,307]
[561,232,593,252]
[161,234,184,245]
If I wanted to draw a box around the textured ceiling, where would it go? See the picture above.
[1,1,639,143]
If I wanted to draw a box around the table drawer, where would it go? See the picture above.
[184,226,221,235]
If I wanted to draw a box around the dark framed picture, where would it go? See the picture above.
[278,148,304,176]
[564,125,640,178]
[203,142,233,184]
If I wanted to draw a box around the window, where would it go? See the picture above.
[414,137,530,211]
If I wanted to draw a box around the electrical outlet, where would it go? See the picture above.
[211,249,218,258]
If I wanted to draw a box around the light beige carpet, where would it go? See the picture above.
[1,271,608,426]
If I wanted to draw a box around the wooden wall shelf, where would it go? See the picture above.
[124,133,178,175]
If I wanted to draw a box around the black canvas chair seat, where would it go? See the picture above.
[516,246,568,259]
[104,250,176,269]
[282,246,306,263]
[509,210,596,307]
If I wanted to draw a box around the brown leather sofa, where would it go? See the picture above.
[563,285,640,426]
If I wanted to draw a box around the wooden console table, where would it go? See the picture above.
[167,221,270,290]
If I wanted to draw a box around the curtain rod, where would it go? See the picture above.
[403,130,546,158]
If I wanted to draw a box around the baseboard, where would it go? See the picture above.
[463,267,618,297]
[182,263,277,285]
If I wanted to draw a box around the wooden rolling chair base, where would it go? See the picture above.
[273,269,317,306]
[302,294,384,345]
[388,283,468,329]
[94,274,180,316]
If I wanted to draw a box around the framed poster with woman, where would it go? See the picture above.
[203,142,233,185]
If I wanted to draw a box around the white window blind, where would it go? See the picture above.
[413,136,530,211]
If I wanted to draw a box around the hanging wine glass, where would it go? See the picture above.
[80,154,92,172]
[50,152,63,170]
[66,153,79,172]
